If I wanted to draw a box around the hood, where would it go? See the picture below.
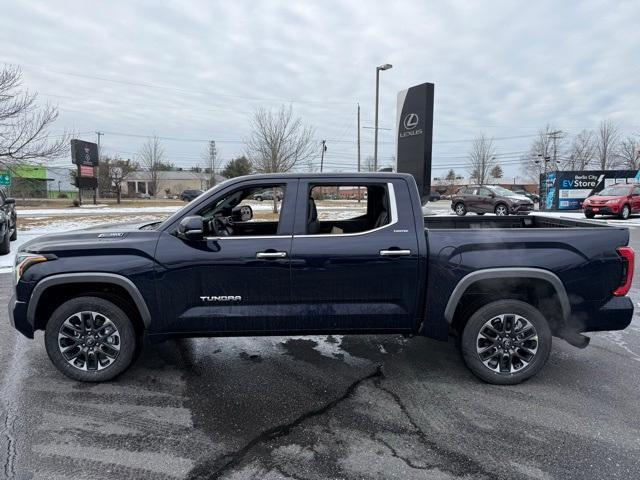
[505,194,532,202]
[19,220,162,254]
[585,195,624,202]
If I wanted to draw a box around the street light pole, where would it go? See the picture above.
[374,63,392,172]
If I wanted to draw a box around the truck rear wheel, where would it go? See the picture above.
[44,296,137,382]
[460,300,551,385]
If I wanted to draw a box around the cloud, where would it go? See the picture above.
[1,0,638,177]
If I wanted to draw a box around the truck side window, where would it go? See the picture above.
[199,184,286,237]
[307,184,390,235]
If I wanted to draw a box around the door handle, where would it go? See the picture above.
[379,249,412,257]
[256,251,288,259]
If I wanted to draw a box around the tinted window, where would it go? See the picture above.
[307,184,390,235]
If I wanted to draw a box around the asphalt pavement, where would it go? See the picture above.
[1,233,639,480]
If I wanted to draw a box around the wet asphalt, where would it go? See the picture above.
[1,233,639,480]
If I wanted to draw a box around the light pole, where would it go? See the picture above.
[374,63,393,171]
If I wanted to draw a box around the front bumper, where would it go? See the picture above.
[511,203,534,214]
[8,293,33,338]
[575,296,634,333]
[584,206,618,215]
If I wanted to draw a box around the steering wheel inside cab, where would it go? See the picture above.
[178,205,253,240]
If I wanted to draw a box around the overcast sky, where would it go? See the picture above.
[1,0,639,178]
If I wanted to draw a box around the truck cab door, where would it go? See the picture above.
[152,179,298,336]
[289,178,420,332]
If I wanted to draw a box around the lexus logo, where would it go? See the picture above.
[399,112,423,138]
[403,113,419,130]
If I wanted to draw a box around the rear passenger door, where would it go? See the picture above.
[289,178,420,332]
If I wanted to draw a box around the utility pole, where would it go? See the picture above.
[320,140,326,172]
[357,103,361,173]
[209,140,216,188]
[94,131,103,205]
[548,130,563,167]
[357,103,361,202]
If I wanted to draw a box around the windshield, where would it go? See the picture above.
[157,178,236,230]
[596,185,632,196]
[488,186,519,197]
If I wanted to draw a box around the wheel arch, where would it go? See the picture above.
[28,273,151,333]
[445,268,570,331]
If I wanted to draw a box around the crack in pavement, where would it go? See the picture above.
[186,365,384,480]
[376,382,494,479]
[375,435,429,471]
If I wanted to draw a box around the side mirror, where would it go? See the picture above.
[231,204,253,223]
[3,198,15,205]
[178,216,204,240]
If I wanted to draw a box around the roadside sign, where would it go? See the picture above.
[71,139,99,166]
[80,165,95,177]
[0,172,10,186]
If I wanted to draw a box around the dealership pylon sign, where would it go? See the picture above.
[396,82,434,202]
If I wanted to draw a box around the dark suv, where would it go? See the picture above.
[180,189,203,202]
[451,185,534,216]
[0,187,17,255]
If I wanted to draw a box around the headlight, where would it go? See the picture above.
[606,199,620,205]
[14,253,49,284]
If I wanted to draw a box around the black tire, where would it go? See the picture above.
[619,204,631,220]
[0,224,9,255]
[476,212,485,216]
[494,204,509,216]
[454,202,467,216]
[460,300,552,385]
[44,296,137,382]
[584,211,595,219]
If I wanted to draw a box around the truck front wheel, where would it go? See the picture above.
[460,300,552,385]
[44,296,137,382]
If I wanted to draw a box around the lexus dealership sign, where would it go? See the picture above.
[396,82,434,201]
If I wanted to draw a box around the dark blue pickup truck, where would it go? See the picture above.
[9,173,634,384]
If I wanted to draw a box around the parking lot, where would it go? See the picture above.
[0,220,638,480]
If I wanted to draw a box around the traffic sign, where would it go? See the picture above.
[0,172,11,186]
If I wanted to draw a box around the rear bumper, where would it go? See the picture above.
[8,293,33,338]
[576,296,634,333]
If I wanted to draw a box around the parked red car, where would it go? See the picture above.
[582,183,640,219]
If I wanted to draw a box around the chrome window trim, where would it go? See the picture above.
[294,182,397,239]
[205,235,292,241]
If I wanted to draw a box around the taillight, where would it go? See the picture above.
[613,246,634,296]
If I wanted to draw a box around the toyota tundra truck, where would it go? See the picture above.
[8,173,634,384]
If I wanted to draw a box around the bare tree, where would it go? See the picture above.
[0,65,68,168]
[564,129,596,170]
[617,135,640,169]
[490,164,503,179]
[521,124,564,180]
[246,106,315,173]
[246,106,315,212]
[109,158,137,204]
[466,134,496,185]
[138,135,165,196]
[595,119,621,169]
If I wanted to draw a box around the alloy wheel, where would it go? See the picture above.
[455,204,466,215]
[495,205,508,216]
[476,313,539,373]
[57,311,121,371]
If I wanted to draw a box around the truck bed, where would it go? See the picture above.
[424,214,610,229]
